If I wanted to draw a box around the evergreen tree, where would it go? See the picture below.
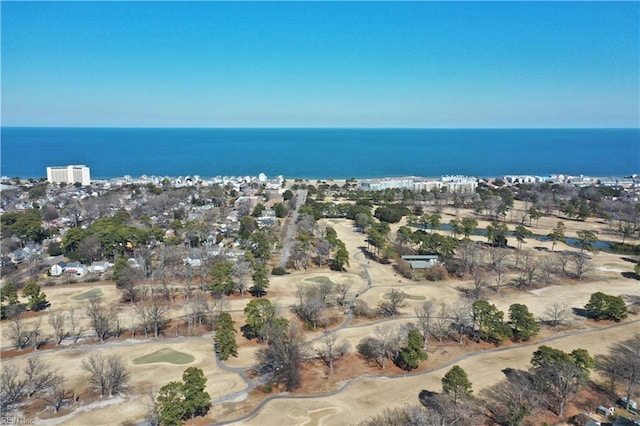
[394,329,428,371]
[157,382,186,426]
[332,242,350,271]
[508,303,540,342]
[584,292,628,321]
[251,264,270,297]
[22,282,49,311]
[442,365,473,404]
[182,367,210,420]
[214,312,238,360]
[210,261,235,297]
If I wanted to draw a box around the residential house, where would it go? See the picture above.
[89,261,112,273]
[64,261,87,276]
[50,262,66,277]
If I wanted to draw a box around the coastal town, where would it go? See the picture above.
[1,165,639,425]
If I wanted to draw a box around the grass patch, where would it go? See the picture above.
[382,291,426,301]
[70,287,104,300]
[305,276,335,285]
[132,348,195,365]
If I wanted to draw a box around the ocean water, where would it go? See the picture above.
[0,128,638,179]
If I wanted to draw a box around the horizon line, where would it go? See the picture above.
[2,126,639,130]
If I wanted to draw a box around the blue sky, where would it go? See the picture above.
[1,1,638,128]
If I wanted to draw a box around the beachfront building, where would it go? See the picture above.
[360,176,477,193]
[46,165,91,186]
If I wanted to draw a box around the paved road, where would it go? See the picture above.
[278,189,307,269]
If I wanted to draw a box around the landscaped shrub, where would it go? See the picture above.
[271,266,286,275]
[424,264,447,281]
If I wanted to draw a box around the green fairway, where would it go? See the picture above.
[132,348,195,365]
[70,287,104,300]
[305,276,335,285]
[382,291,426,301]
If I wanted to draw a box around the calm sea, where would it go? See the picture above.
[0,128,638,180]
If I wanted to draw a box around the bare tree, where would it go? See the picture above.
[316,331,350,375]
[457,241,481,277]
[1,365,25,415]
[379,289,406,317]
[147,300,169,338]
[543,302,569,327]
[335,282,351,306]
[538,256,557,284]
[30,317,45,351]
[82,353,130,397]
[599,333,640,410]
[450,301,473,344]
[48,310,69,345]
[68,307,84,344]
[85,296,111,341]
[571,252,593,280]
[516,250,538,288]
[257,323,306,390]
[468,270,489,300]
[7,313,31,350]
[488,247,510,293]
[43,374,73,413]
[24,357,56,398]
[432,303,451,344]
[232,260,251,295]
[415,301,436,350]
[481,369,539,426]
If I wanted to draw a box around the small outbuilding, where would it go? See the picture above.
[401,254,440,269]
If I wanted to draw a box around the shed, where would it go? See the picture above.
[401,254,439,269]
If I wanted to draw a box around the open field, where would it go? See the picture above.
[1,203,639,425]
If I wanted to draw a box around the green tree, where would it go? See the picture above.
[461,218,479,238]
[210,261,235,297]
[251,203,266,217]
[472,300,511,344]
[548,221,566,252]
[0,283,24,319]
[22,282,49,311]
[442,365,473,404]
[273,202,286,218]
[214,312,238,361]
[182,367,210,420]
[157,382,186,426]
[332,242,350,271]
[514,225,533,251]
[239,215,258,239]
[508,303,540,342]
[395,329,428,371]
[486,221,509,247]
[576,229,598,253]
[528,206,543,228]
[243,298,279,340]
[1,209,49,244]
[530,345,593,417]
[428,213,441,233]
[584,292,628,321]
[283,189,294,201]
[251,264,270,297]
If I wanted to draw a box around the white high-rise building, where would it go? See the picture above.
[46,165,91,186]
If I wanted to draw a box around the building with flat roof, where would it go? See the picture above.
[46,165,91,186]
